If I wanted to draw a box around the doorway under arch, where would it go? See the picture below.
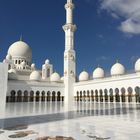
[17,90,22,102]
[57,91,61,101]
[115,88,120,102]
[47,91,51,101]
[23,90,28,102]
[29,90,34,102]
[41,91,45,102]
[128,87,133,102]
[52,91,56,101]
[10,90,16,102]
[121,88,126,102]
[36,91,40,102]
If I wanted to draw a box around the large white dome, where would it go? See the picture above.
[30,71,41,81]
[79,71,89,81]
[6,54,12,60]
[50,72,60,82]
[93,67,104,79]
[135,58,140,72]
[111,62,125,76]
[8,41,32,59]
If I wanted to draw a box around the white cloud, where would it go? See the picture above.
[100,0,140,34]
[96,56,109,62]
[98,34,104,39]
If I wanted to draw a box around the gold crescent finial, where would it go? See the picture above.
[20,34,23,41]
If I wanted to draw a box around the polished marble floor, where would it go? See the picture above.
[0,102,140,140]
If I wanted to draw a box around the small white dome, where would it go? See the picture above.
[8,69,17,74]
[31,63,36,70]
[93,67,104,79]
[135,58,140,72]
[8,41,32,59]
[42,64,45,68]
[8,69,17,80]
[3,59,6,63]
[6,54,12,60]
[21,61,26,67]
[61,76,64,81]
[50,72,60,82]
[79,71,89,81]
[30,71,41,81]
[111,62,125,76]
[31,63,35,68]
[45,59,50,64]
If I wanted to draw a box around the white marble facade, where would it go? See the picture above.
[1,0,140,104]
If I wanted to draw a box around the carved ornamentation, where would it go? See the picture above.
[64,71,67,75]
[70,70,74,76]
[63,24,77,32]
[65,3,74,9]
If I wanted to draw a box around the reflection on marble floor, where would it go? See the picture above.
[0,102,140,140]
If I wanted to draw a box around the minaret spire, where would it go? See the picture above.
[65,0,74,24]
[63,0,76,50]
[63,0,77,106]
[67,0,72,2]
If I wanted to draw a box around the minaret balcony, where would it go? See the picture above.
[65,3,74,10]
[63,24,77,32]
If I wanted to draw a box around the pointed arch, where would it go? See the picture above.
[104,89,108,102]
[109,88,113,102]
[41,91,45,102]
[57,91,61,101]
[135,86,140,102]
[29,90,34,102]
[17,90,22,102]
[52,91,56,101]
[115,88,120,102]
[23,90,28,102]
[91,90,94,101]
[95,89,98,102]
[128,87,133,102]
[36,91,40,102]
[10,90,16,102]
[99,89,103,102]
[47,91,51,101]
[121,88,126,102]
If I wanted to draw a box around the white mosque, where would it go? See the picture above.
[1,0,140,105]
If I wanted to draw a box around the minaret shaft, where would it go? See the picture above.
[63,0,76,51]
[63,0,76,105]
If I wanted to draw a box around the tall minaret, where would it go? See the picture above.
[63,0,76,105]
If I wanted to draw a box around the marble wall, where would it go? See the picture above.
[0,63,8,117]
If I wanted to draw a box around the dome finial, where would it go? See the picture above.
[20,34,23,41]
[83,68,86,71]
[98,64,100,68]
[116,59,119,63]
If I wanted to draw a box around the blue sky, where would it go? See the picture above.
[0,0,140,75]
